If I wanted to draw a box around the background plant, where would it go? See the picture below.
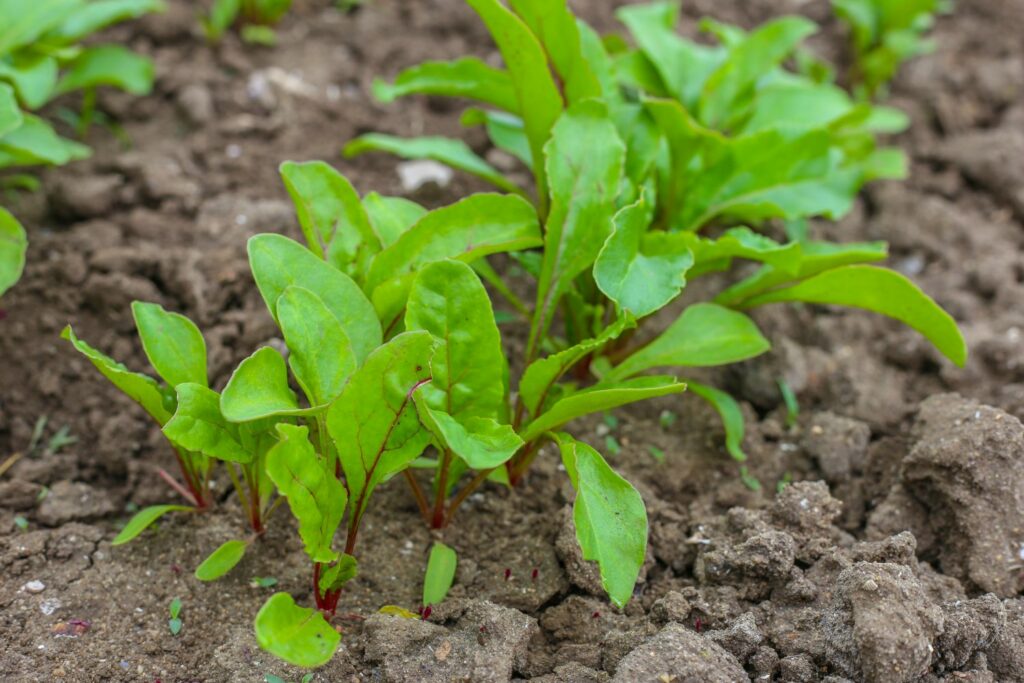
[202,0,292,45]
[0,206,26,299]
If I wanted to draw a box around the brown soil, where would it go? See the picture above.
[2,0,1024,681]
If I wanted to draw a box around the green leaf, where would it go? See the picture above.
[686,381,747,461]
[327,331,435,519]
[684,226,803,276]
[195,540,248,581]
[698,16,817,129]
[276,286,356,408]
[344,134,522,196]
[50,0,163,41]
[606,303,770,382]
[131,301,207,389]
[464,0,564,199]
[163,383,250,463]
[254,593,340,668]
[423,542,457,607]
[203,0,240,39]
[531,100,624,353]
[0,55,58,110]
[62,325,172,425]
[519,314,635,418]
[318,554,358,594]
[265,424,346,564]
[362,192,426,249]
[278,161,379,277]
[112,504,191,545]
[740,265,967,366]
[168,597,182,619]
[372,57,518,112]
[0,0,83,53]
[247,233,381,363]
[366,193,541,295]
[555,434,647,608]
[0,207,27,298]
[508,0,601,103]
[415,401,522,470]
[220,347,302,422]
[55,45,154,96]
[406,260,506,420]
[595,195,694,318]
[521,376,686,443]
[0,113,90,166]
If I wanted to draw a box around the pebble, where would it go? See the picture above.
[23,580,45,594]
[397,160,453,192]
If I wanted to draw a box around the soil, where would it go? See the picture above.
[2,0,1023,681]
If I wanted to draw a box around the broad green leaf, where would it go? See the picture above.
[0,0,83,53]
[112,504,191,545]
[247,233,381,363]
[465,0,564,199]
[276,286,356,408]
[617,2,723,108]
[0,113,90,166]
[519,314,635,417]
[460,108,532,168]
[220,347,302,422]
[531,100,624,353]
[372,57,518,112]
[327,331,435,520]
[195,540,247,581]
[131,301,207,389]
[508,0,601,103]
[0,207,27,298]
[279,161,379,277]
[163,383,250,463]
[362,192,426,248]
[521,376,686,443]
[254,593,340,668]
[740,265,967,366]
[55,45,154,96]
[555,434,646,608]
[714,239,889,306]
[698,16,817,129]
[686,381,747,461]
[62,325,172,424]
[0,85,21,137]
[607,304,769,382]
[265,424,346,564]
[423,542,457,607]
[740,82,859,134]
[416,399,522,470]
[595,195,694,318]
[344,134,522,196]
[405,260,505,420]
[366,193,540,293]
[0,55,58,110]
[51,0,164,41]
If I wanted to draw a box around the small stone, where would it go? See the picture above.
[23,581,46,593]
[861,579,878,592]
[397,160,454,192]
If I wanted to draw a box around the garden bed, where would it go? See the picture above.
[1,0,1023,681]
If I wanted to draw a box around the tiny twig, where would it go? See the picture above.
[403,469,432,525]
[0,451,23,479]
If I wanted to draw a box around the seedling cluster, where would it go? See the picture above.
[57,0,956,671]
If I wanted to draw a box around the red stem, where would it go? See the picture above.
[157,468,201,507]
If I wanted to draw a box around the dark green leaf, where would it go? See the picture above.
[254,593,340,668]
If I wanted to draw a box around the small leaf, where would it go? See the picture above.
[112,505,192,545]
[131,301,208,389]
[62,325,171,424]
[740,265,967,367]
[318,554,358,594]
[344,134,522,195]
[221,347,302,422]
[254,593,341,668]
[168,598,182,619]
[195,540,248,581]
[248,233,381,363]
[265,424,347,564]
[0,207,28,298]
[55,45,155,96]
[555,435,647,608]
[276,286,357,408]
[415,400,523,470]
[686,381,747,462]
[606,304,769,381]
[51,0,164,42]
[423,542,458,607]
[168,618,182,635]
[595,195,694,317]
[163,383,250,463]
[521,376,686,443]
[362,192,426,248]
[372,57,518,111]
[508,0,601,103]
